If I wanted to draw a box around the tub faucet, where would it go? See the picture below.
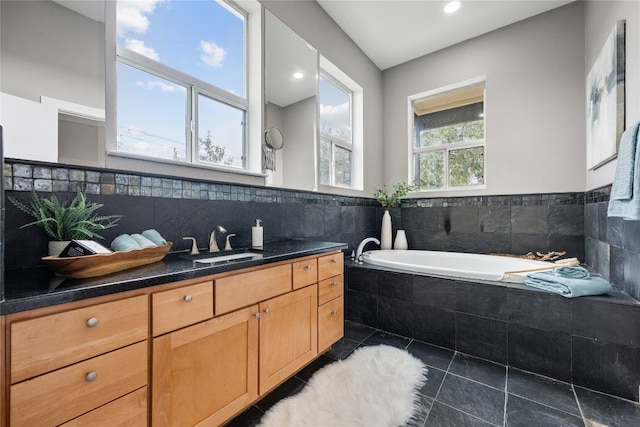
[355,237,380,263]
[209,225,227,252]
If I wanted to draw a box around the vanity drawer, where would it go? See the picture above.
[318,252,343,281]
[318,274,344,306]
[10,341,147,427]
[318,296,344,352]
[60,387,147,427]
[216,264,292,314]
[152,281,214,336]
[10,295,148,383]
[292,258,317,289]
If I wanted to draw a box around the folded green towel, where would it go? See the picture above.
[111,234,141,252]
[525,271,612,298]
[131,233,157,248]
[142,229,167,246]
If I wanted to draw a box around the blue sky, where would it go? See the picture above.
[116,0,245,164]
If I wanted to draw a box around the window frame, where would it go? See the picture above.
[113,0,250,172]
[319,71,354,188]
[409,77,487,192]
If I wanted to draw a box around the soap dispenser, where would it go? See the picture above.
[252,219,263,249]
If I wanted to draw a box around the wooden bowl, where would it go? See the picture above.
[42,243,173,279]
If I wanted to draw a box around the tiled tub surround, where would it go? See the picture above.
[394,192,585,261]
[346,263,640,402]
[585,185,640,301]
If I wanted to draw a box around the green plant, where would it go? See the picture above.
[374,181,416,208]
[9,190,123,241]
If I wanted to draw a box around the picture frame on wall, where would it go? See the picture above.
[586,20,625,170]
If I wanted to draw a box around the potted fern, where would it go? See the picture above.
[9,190,123,256]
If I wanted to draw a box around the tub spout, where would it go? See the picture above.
[355,237,380,263]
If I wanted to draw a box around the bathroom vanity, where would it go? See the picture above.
[0,241,346,426]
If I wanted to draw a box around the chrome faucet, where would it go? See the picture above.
[209,225,227,252]
[355,237,380,263]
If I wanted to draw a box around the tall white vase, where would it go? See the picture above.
[380,209,392,250]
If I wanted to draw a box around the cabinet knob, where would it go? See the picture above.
[331,310,338,316]
[263,308,271,314]
[331,258,337,264]
[85,371,98,382]
[183,295,193,303]
[305,264,312,270]
[85,317,99,328]
[331,282,338,287]
[254,312,261,319]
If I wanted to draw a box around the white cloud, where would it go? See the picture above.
[320,102,350,117]
[116,0,163,38]
[124,39,160,61]
[135,80,184,93]
[200,41,226,68]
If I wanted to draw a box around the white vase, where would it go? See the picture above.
[394,229,408,250]
[48,241,70,257]
[380,209,392,250]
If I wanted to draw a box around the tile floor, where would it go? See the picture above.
[225,321,640,427]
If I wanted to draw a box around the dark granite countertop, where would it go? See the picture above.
[1,240,348,315]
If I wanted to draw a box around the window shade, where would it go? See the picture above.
[414,83,485,116]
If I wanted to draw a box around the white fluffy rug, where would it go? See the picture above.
[258,345,428,427]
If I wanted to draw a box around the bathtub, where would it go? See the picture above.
[361,250,556,283]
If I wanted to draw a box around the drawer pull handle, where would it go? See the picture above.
[305,264,312,270]
[254,312,261,319]
[183,295,193,303]
[263,308,271,314]
[331,282,338,287]
[86,318,99,328]
[85,371,98,382]
[331,310,338,316]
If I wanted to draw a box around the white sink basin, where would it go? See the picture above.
[195,252,263,264]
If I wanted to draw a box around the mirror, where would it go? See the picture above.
[265,127,284,150]
[0,0,106,165]
[1,2,321,190]
[264,10,318,190]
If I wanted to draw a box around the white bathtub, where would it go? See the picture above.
[361,250,556,283]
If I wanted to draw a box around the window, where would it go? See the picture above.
[319,73,353,187]
[115,0,247,169]
[411,80,486,190]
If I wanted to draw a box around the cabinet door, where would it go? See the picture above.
[152,305,259,427]
[259,285,318,395]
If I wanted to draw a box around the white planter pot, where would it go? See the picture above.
[394,229,408,250]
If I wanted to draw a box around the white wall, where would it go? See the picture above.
[382,2,586,197]
[585,1,640,191]
[260,0,384,197]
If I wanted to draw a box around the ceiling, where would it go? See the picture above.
[316,0,574,70]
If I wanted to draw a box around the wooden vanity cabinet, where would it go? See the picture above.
[152,305,259,426]
[317,253,345,352]
[259,284,318,394]
[6,294,149,427]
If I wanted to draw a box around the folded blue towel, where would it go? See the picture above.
[608,121,640,220]
[111,234,141,252]
[552,266,590,279]
[525,271,612,298]
[142,229,167,246]
[130,233,157,248]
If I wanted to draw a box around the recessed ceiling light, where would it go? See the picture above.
[444,1,461,14]
[293,72,304,79]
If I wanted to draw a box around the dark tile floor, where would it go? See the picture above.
[225,321,640,427]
